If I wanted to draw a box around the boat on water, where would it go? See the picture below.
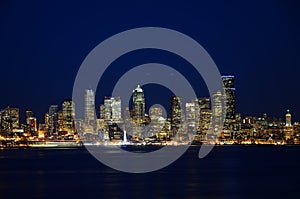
[29,141,83,148]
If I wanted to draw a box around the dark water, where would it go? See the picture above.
[0,146,299,199]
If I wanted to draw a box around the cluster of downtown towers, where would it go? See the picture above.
[84,75,236,141]
[1,75,297,143]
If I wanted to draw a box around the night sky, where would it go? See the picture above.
[0,0,300,123]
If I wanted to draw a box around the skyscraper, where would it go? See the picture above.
[84,89,95,125]
[104,97,112,123]
[48,105,59,136]
[198,108,212,139]
[284,109,294,140]
[25,109,34,124]
[111,97,122,123]
[62,99,75,133]
[132,85,145,121]
[185,101,199,134]
[222,75,236,123]
[149,106,165,137]
[123,106,133,133]
[57,111,64,132]
[0,107,19,135]
[170,96,182,137]
[212,91,223,135]
[196,97,210,135]
[285,109,292,127]
[99,104,105,119]
[185,99,199,140]
[44,113,49,130]
[27,117,37,133]
[24,109,37,135]
[185,102,195,123]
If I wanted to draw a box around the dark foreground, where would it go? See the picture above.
[0,146,299,199]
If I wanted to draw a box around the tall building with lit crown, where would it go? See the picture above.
[62,99,75,134]
[84,89,95,125]
[285,109,292,127]
[132,85,145,121]
[284,109,294,140]
[131,85,151,139]
[222,75,236,124]
[170,96,182,137]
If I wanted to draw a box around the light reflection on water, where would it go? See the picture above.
[0,146,299,199]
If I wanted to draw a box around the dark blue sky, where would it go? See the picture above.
[0,0,300,122]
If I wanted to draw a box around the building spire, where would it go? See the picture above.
[285,109,292,127]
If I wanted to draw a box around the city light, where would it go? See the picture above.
[0,76,299,148]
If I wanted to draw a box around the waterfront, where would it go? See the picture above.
[1,146,299,199]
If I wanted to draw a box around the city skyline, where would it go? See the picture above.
[1,76,300,146]
[1,2,300,198]
[0,77,297,126]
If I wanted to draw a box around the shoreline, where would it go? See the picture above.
[0,142,297,150]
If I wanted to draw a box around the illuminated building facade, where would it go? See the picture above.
[98,97,123,141]
[57,111,64,132]
[132,85,145,121]
[104,97,112,123]
[38,124,47,139]
[149,106,165,137]
[25,109,34,124]
[0,107,19,135]
[122,106,134,135]
[62,99,75,134]
[149,106,163,120]
[84,89,95,125]
[222,75,236,124]
[130,85,151,138]
[197,97,210,109]
[212,91,223,136]
[48,105,58,136]
[285,109,292,126]
[284,109,294,140]
[99,104,105,119]
[185,100,199,136]
[197,108,212,140]
[111,97,122,123]
[103,97,122,124]
[24,109,37,135]
[27,117,37,132]
[170,96,182,137]
[44,113,49,130]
